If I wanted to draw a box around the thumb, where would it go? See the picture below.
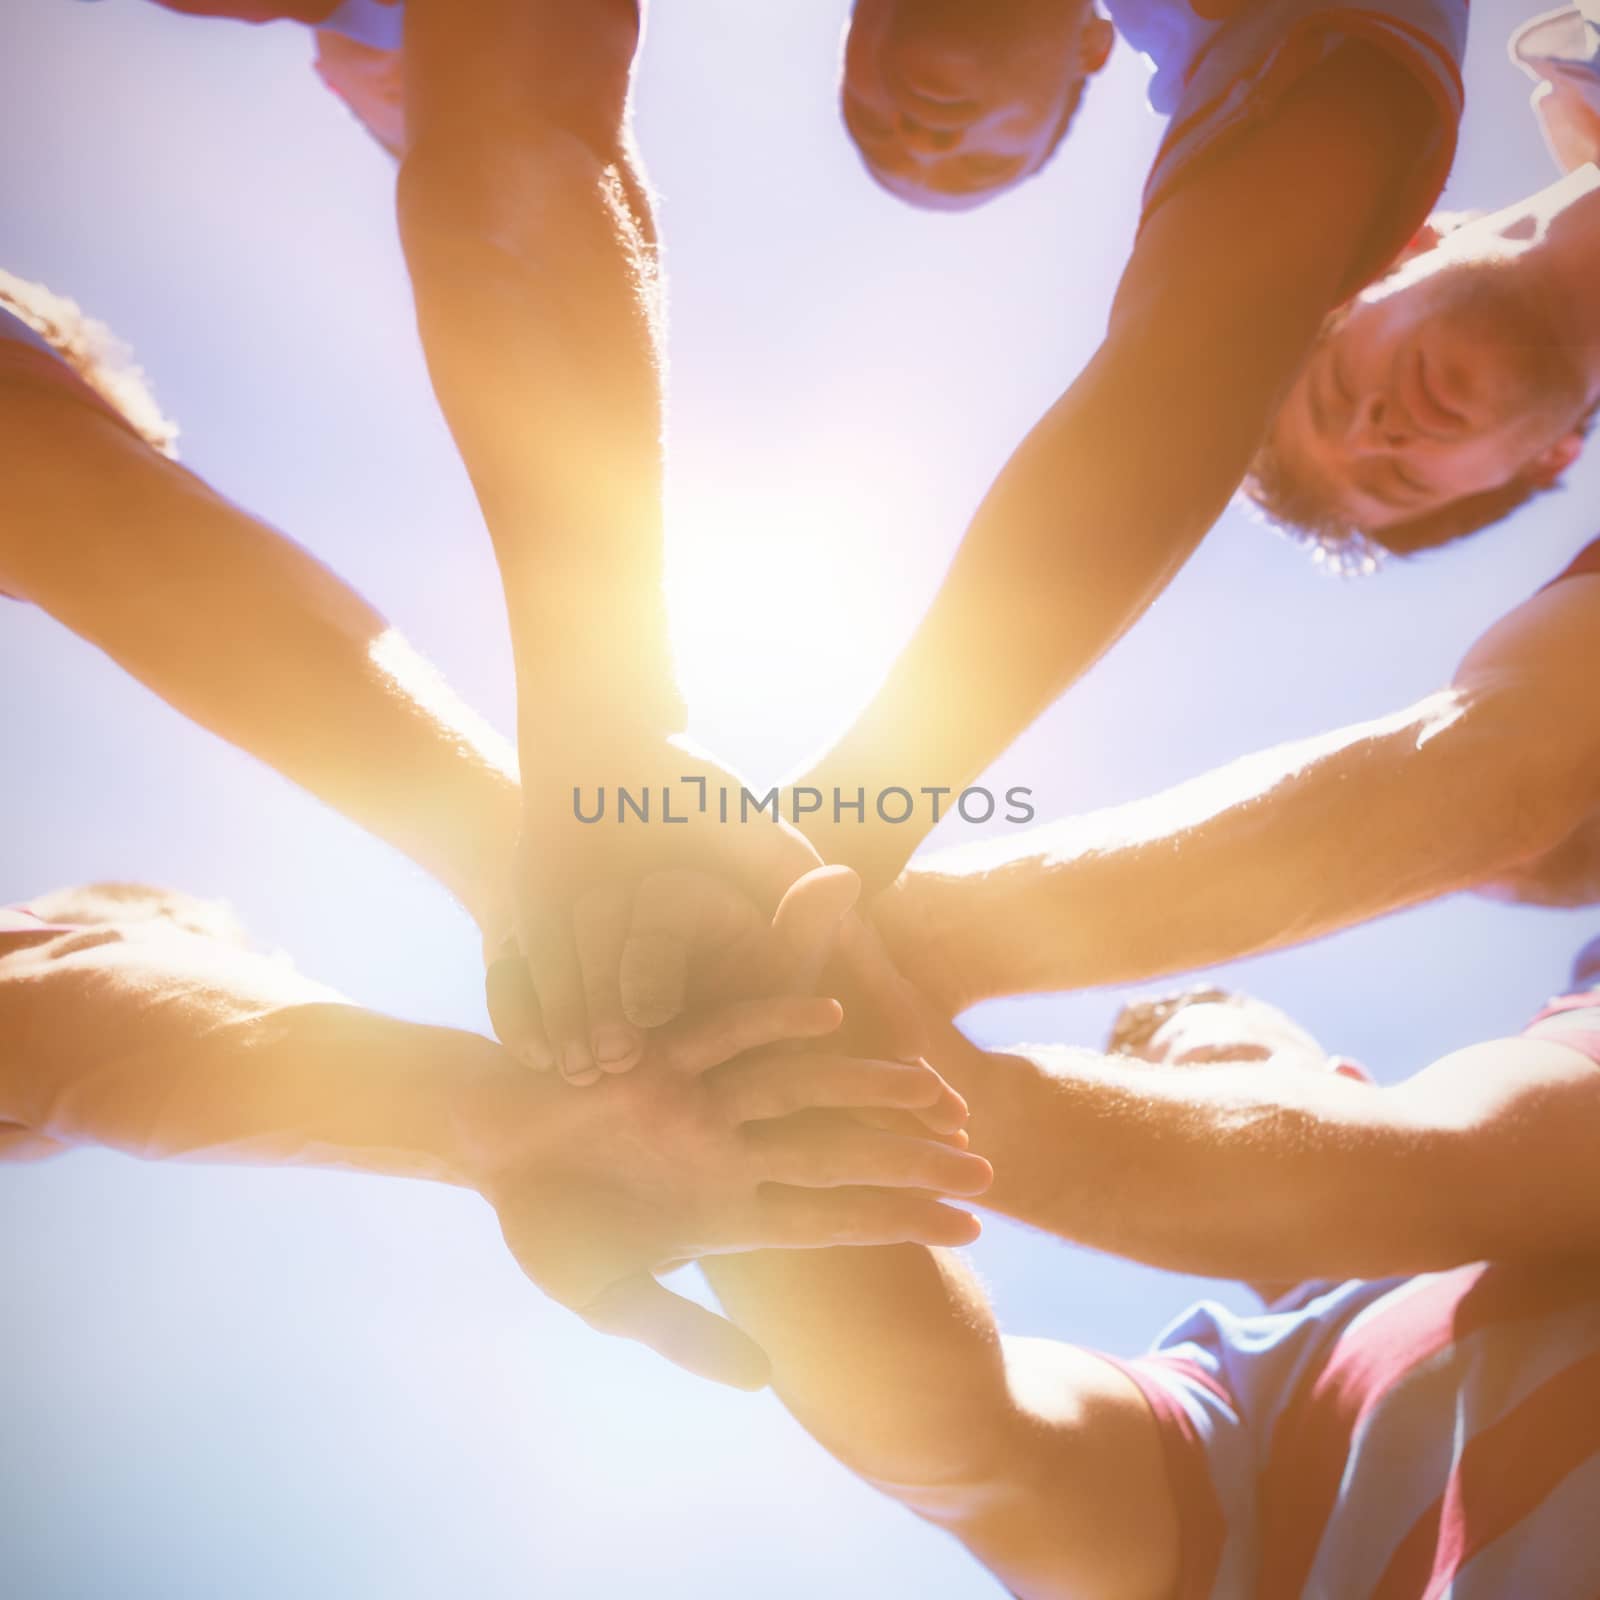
[770,866,860,997]
[580,1273,772,1392]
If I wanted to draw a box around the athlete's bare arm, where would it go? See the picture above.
[874,571,1600,1012]
[0,380,519,941]
[397,0,676,744]
[694,880,1173,1600]
[912,1000,1600,1285]
[800,43,1438,890]
[0,886,984,1387]
[704,1243,1176,1600]
[396,0,851,1079]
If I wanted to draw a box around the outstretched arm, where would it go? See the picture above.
[876,573,1600,1011]
[396,0,679,744]
[693,870,1174,1599]
[800,44,1436,889]
[0,883,987,1386]
[0,384,519,939]
[395,0,848,1075]
[917,999,1600,1285]
[0,899,504,1180]
[703,1245,1177,1600]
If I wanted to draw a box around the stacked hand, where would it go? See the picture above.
[469,867,989,1388]
[494,738,922,1083]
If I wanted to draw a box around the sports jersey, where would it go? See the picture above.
[1104,0,1468,292]
[133,0,403,49]
[1105,988,1600,1598]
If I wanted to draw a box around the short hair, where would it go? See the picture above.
[1243,402,1598,574]
[0,269,178,458]
[1106,985,1230,1055]
[1236,208,1598,573]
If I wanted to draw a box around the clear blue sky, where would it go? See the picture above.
[2,1,1596,1595]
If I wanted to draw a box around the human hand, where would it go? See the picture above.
[467,974,987,1389]
[495,737,923,1082]
[1533,75,1600,176]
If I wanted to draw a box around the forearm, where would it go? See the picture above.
[157,561,518,935]
[0,917,514,1183]
[397,0,684,748]
[880,687,1595,1009]
[5,429,520,934]
[800,322,1273,888]
[928,1020,1600,1283]
[705,1238,1178,1599]
[704,1246,1018,1498]
[801,45,1430,890]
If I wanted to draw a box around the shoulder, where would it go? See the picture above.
[1455,556,1600,713]
[1545,532,1600,588]
[1138,0,1464,297]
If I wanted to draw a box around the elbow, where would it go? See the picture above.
[396,7,639,244]
[1427,683,1600,877]
[1372,1079,1591,1271]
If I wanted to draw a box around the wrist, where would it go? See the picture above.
[449,1052,576,1198]
[450,780,523,942]
[872,869,995,1017]
[514,644,688,758]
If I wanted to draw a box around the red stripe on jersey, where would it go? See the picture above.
[1367,1343,1600,1599]
[149,0,343,22]
[1150,1354,1237,1413]
[1105,1356,1230,1600]
[1253,1265,1597,1597]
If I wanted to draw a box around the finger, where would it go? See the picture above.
[720,1053,968,1134]
[572,884,645,1073]
[659,994,843,1077]
[520,914,598,1085]
[769,866,860,995]
[847,1108,971,1145]
[755,1186,982,1249]
[745,1115,994,1196]
[720,806,827,908]
[484,947,555,1070]
[619,869,766,1028]
[579,1273,770,1392]
[832,910,927,1062]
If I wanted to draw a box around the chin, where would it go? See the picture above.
[865,165,1010,212]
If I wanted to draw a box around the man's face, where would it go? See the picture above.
[1268,254,1591,534]
[840,0,1112,211]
